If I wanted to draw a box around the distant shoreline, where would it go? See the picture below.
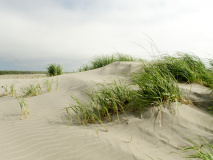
[0,70,47,75]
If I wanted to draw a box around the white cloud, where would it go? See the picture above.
[0,0,213,71]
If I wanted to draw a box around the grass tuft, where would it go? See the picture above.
[132,63,182,109]
[182,137,213,160]
[18,97,29,120]
[79,53,142,72]
[22,83,42,97]
[156,53,213,87]
[65,80,134,131]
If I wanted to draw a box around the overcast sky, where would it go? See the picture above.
[0,0,213,71]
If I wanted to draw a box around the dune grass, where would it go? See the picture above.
[65,80,134,131]
[21,83,42,97]
[155,53,213,87]
[131,62,182,109]
[18,97,29,120]
[182,137,213,160]
[78,53,142,72]
[44,79,53,92]
[0,84,17,98]
[67,53,213,131]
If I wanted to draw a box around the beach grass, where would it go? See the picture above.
[182,137,213,160]
[44,79,54,92]
[67,53,213,130]
[65,80,133,130]
[18,97,29,120]
[155,53,213,87]
[78,53,143,72]
[22,83,42,97]
[131,62,182,109]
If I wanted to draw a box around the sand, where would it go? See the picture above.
[0,61,213,160]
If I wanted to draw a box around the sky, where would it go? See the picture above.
[0,0,213,71]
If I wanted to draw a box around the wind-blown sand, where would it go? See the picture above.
[0,62,213,160]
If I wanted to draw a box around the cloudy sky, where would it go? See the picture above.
[0,0,213,71]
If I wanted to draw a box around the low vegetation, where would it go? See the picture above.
[0,70,46,75]
[18,97,29,120]
[65,80,134,131]
[0,84,17,98]
[67,53,213,132]
[47,63,63,76]
[155,53,213,87]
[78,53,143,72]
[131,63,182,109]
[21,83,43,97]
[182,137,213,160]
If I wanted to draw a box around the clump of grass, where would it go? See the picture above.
[44,79,53,92]
[18,97,29,120]
[71,96,107,129]
[132,63,182,109]
[79,53,142,72]
[156,53,213,87]
[182,137,213,159]
[47,63,63,76]
[22,83,42,97]
[65,80,134,131]
[9,84,18,98]
[86,80,134,122]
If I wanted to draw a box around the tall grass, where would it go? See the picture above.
[182,137,213,160]
[65,80,134,131]
[155,53,213,87]
[132,63,182,109]
[78,53,142,72]
[68,53,213,129]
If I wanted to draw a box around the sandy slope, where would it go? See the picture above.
[0,62,213,160]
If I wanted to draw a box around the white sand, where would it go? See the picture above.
[0,62,213,160]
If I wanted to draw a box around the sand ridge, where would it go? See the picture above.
[0,62,213,160]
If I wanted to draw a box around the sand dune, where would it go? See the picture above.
[0,62,213,160]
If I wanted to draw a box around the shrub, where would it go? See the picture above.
[47,63,63,76]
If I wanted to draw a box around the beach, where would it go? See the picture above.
[0,61,213,160]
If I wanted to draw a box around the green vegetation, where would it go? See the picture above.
[132,63,182,109]
[0,84,17,98]
[65,80,134,131]
[182,137,213,160]
[47,63,63,76]
[79,53,142,72]
[155,53,213,87]
[10,84,17,98]
[21,83,42,97]
[0,70,46,75]
[67,53,213,132]
[44,79,54,92]
[18,97,29,120]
